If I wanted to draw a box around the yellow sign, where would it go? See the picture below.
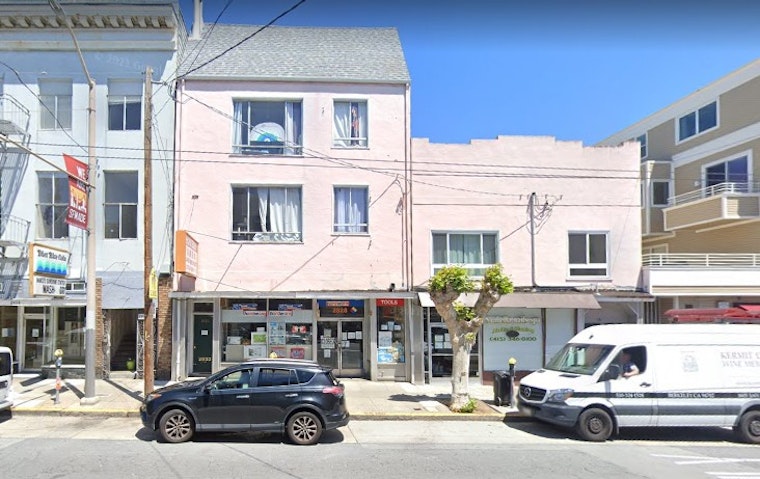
[149,268,158,299]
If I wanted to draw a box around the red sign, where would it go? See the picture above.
[63,154,88,230]
[376,298,404,307]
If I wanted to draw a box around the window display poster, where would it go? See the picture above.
[290,347,306,359]
[251,332,267,344]
[269,321,286,345]
[378,331,392,348]
[271,346,286,358]
[321,336,336,349]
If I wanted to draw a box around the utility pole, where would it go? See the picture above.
[529,192,537,290]
[143,66,154,394]
[49,0,97,404]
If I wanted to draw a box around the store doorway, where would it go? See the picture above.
[23,313,50,370]
[317,320,363,377]
[192,305,213,375]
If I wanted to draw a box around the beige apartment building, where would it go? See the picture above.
[599,59,760,322]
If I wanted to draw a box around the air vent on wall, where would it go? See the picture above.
[66,281,86,292]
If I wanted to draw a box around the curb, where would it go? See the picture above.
[10,407,141,418]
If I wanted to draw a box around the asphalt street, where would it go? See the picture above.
[1,413,759,479]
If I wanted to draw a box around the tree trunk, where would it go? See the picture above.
[449,333,472,411]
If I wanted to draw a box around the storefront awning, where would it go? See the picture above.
[417,292,600,309]
[664,305,760,323]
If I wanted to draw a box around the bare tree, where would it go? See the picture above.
[429,264,513,411]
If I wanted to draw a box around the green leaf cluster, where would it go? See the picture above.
[454,302,475,322]
[429,265,474,293]
[483,264,514,295]
[458,398,477,413]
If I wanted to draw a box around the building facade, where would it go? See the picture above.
[410,136,650,380]
[0,0,182,374]
[598,59,760,322]
[170,23,412,381]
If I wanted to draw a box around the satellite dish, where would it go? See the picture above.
[251,122,284,143]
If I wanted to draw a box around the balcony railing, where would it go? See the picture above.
[0,214,31,248]
[669,182,760,207]
[643,253,760,268]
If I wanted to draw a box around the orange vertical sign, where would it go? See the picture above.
[63,154,88,230]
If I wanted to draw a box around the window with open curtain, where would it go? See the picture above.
[333,101,367,147]
[232,100,302,155]
[333,187,368,233]
[431,232,498,276]
[232,186,302,242]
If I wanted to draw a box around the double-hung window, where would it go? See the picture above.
[232,100,302,155]
[107,80,142,131]
[333,101,368,147]
[333,186,368,233]
[232,186,302,242]
[677,101,717,142]
[432,232,498,277]
[39,79,72,130]
[568,232,609,277]
[104,171,138,239]
[37,172,69,238]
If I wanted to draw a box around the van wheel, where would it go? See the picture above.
[577,408,613,442]
[159,408,194,443]
[736,411,760,444]
[286,411,323,445]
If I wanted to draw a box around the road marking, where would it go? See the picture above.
[705,474,760,479]
[653,454,760,466]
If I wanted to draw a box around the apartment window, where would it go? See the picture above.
[37,172,69,238]
[334,186,368,233]
[107,80,142,131]
[333,101,368,147]
[705,155,748,190]
[636,133,647,159]
[232,100,302,155]
[39,79,72,130]
[104,172,138,239]
[232,186,302,242]
[677,101,717,141]
[652,180,670,207]
[432,232,498,277]
[568,232,608,277]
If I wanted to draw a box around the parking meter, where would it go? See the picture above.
[54,349,63,404]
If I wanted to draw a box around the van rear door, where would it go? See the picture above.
[0,347,13,410]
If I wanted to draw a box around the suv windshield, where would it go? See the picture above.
[545,343,614,375]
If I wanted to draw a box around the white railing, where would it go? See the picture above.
[669,182,760,206]
[642,253,760,268]
[0,93,31,137]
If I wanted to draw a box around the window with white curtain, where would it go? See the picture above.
[568,232,608,277]
[107,79,142,131]
[232,100,302,155]
[232,186,302,242]
[333,186,368,233]
[37,172,69,238]
[431,232,498,277]
[39,79,72,130]
[333,101,367,147]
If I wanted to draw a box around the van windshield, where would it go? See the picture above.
[545,343,614,375]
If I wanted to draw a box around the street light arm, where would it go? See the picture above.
[48,0,94,86]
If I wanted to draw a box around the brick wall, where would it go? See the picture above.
[95,278,104,378]
[155,274,173,379]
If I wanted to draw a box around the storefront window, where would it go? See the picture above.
[0,307,16,351]
[483,310,542,371]
[425,308,479,378]
[377,299,405,364]
[221,298,313,362]
[56,307,84,363]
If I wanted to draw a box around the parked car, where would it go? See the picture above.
[140,359,349,445]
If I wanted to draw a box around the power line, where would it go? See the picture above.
[177,0,308,80]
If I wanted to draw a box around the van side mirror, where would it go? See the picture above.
[600,363,621,382]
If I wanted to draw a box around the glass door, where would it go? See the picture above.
[317,320,363,377]
[23,314,49,370]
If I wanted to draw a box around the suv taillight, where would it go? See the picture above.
[322,385,344,397]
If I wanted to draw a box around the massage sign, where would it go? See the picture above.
[28,243,70,297]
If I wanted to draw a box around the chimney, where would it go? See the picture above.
[191,0,204,40]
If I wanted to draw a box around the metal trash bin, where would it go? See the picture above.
[493,370,512,406]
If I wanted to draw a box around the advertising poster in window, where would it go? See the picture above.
[483,310,542,371]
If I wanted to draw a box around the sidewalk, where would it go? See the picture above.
[8,373,522,421]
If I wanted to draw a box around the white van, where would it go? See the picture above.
[0,346,12,411]
[517,324,760,443]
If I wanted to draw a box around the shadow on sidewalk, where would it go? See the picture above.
[104,378,144,402]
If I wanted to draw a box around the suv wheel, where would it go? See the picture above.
[159,408,195,443]
[286,411,323,445]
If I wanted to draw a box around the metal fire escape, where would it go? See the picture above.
[0,93,32,298]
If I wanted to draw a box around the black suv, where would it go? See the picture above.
[140,359,349,445]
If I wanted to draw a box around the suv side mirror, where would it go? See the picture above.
[599,363,621,382]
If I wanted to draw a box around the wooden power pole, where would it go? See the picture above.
[143,66,154,393]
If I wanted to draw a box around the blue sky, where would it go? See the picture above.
[178,0,760,145]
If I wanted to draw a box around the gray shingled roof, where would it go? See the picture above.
[179,24,410,84]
